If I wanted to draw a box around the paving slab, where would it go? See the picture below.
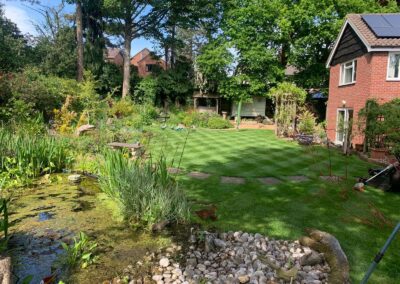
[188,171,211,180]
[319,176,343,183]
[221,176,246,184]
[257,177,282,185]
[168,167,184,174]
[286,176,309,182]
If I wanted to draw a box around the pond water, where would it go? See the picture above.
[8,175,170,284]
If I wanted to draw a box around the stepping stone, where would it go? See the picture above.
[221,176,246,184]
[188,171,211,180]
[257,177,282,185]
[287,176,309,182]
[320,176,343,182]
[168,167,183,174]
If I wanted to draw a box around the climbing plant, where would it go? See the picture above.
[268,82,306,137]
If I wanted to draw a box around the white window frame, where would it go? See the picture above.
[339,60,357,86]
[386,52,400,81]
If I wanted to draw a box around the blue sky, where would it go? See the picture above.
[1,0,155,56]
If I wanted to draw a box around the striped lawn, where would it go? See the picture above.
[147,128,400,283]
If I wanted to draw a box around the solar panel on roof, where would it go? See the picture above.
[362,14,400,38]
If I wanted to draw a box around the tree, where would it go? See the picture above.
[104,0,169,98]
[31,2,77,78]
[66,0,84,81]
[0,4,30,72]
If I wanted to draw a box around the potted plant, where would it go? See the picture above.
[296,110,316,145]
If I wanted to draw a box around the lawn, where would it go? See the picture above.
[148,128,400,283]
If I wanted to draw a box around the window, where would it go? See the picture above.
[146,64,154,72]
[387,52,400,80]
[340,60,357,85]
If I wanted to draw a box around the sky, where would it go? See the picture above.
[1,0,154,56]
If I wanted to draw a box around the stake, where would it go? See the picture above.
[361,223,400,283]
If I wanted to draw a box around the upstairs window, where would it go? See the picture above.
[387,52,400,80]
[340,60,357,85]
[146,64,154,72]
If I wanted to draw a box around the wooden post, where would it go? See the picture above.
[216,98,219,114]
[236,99,243,130]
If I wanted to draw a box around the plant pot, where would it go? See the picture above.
[371,148,388,160]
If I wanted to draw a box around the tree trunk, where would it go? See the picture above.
[122,27,132,98]
[170,25,176,69]
[236,99,243,130]
[164,45,169,70]
[76,0,84,82]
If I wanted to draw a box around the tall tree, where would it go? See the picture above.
[104,0,169,98]
[0,4,30,73]
[75,0,84,81]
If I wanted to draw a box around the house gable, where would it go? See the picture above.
[330,25,368,66]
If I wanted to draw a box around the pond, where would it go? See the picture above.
[8,175,171,283]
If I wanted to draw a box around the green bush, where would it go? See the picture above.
[298,110,316,135]
[108,98,135,118]
[7,68,78,121]
[207,116,233,129]
[99,150,190,227]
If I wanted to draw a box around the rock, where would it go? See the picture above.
[152,220,170,233]
[76,124,95,136]
[300,251,324,266]
[214,238,227,248]
[299,229,350,284]
[186,258,197,267]
[238,275,250,283]
[197,264,206,272]
[68,174,82,183]
[152,275,163,281]
[159,258,170,268]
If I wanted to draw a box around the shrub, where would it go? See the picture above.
[8,68,78,121]
[108,98,135,118]
[99,150,190,227]
[207,116,233,129]
[298,110,316,135]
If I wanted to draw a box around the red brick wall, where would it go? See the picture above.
[326,51,400,146]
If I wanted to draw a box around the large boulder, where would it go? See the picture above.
[299,229,350,284]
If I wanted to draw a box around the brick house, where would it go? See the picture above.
[326,14,400,147]
[105,48,124,66]
[130,48,166,77]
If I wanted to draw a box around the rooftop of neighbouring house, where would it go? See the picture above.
[347,13,400,48]
[105,48,123,59]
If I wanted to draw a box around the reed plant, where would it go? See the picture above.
[99,149,190,227]
[0,128,71,186]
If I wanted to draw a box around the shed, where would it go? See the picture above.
[193,92,221,114]
[231,96,266,118]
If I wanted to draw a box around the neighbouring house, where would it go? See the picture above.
[130,48,166,77]
[105,48,124,66]
[326,13,400,147]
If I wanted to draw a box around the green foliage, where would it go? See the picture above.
[108,98,135,118]
[298,110,316,135]
[61,232,98,269]
[0,128,71,188]
[207,116,233,129]
[99,150,190,227]
[0,4,31,72]
[268,82,307,137]
[0,199,8,253]
[1,68,78,121]
[359,99,400,155]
